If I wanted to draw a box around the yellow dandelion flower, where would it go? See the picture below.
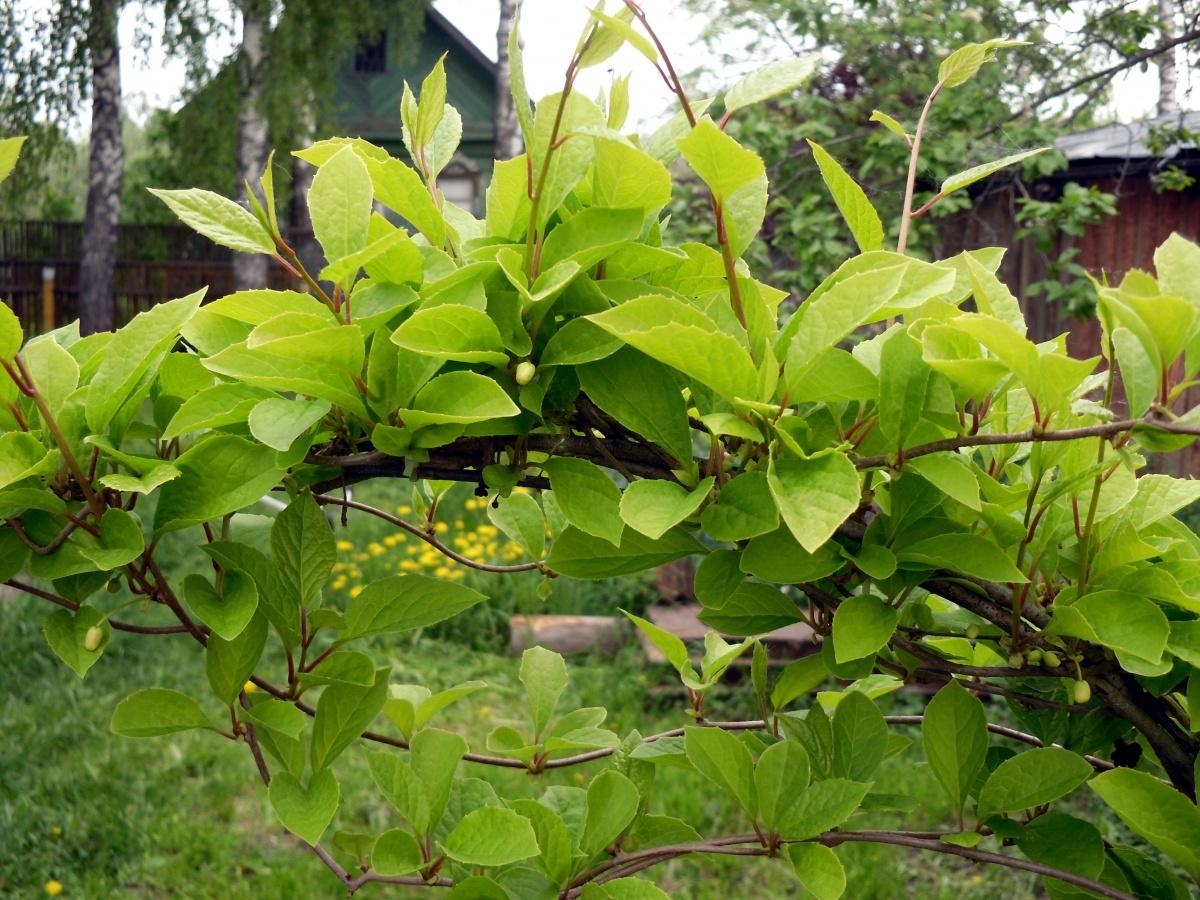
[349,585,363,599]
[477,705,492,718]
[368,542,386,557]
[400,560,420,572]
[447,569,465,580]
[45,881,63,896]
[434,566,452,578]
[49,826,61,840]
[434,521,449,534]
[331,576,347,590]
[397,505,411,515]
[243,681,256,693]
[384,534,401,547]
[335,540,353,551]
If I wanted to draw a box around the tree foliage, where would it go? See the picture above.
[3,5,1200,897]
[676,0,1200,298]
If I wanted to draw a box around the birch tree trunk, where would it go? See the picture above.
[78,0,123,335]
[290,91,324,283]
[1158,0,1181,115]
[234,1,270,290]
[494,0,523,160]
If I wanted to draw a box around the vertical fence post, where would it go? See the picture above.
[41,266,55,333]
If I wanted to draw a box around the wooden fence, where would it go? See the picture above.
[0,220,292,334]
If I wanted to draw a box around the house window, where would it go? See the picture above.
[437,157,482,215]
[355,32,387,73]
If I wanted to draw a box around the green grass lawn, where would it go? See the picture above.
[1,584,1057,900]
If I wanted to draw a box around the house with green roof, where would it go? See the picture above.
[331,9,498,213]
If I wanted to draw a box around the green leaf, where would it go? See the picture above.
[244,698,307,739]
[807,141,883,253]
[372,828,423,876]
[110,688,215,737]
[1090,768,1200,880]
[877,330,932,448]
[869,109,908,140]
[1016,812,1104,881]
[778,778,871,840]
[725,57,817,111]
[271,493,336,609]
[977,748,1092,819]
[366,748,431,832]
[787,843,846,900]
[620,478,712,540]
[0,433,51,491]
[399,370,520,431]
[206,612,267,706]
[587,294,759,401]
[543,458,624,547]
[412,727,468,830]
[344,574,487,638]
[768,453,861,554]
[699,581,802,635]
[832,595,898,664]
[591,139,672,213]
[443,807,540,867]
[922,680,988,815]
[938,39,1027,88]
[0,298,24,359]
[830,691,888,783]
[1044,591,1169,664]
[677,116,764,200]
[684,725,756,815]
[756,740,812,832]
[510,799,572,885]
[700,471,780,542]
[897,533,1027,583]
[86,290,205,433]
[149,188,274,254]
[583,7,657,65]
[741,527,843,584]
[623,611,694,681]
[906,455,980,510]
[184,570,258,641]
[309,145,373,264]
[390,304,509,367]
[488,492,545,559]
[248,398,330,452]
[43,606,110,678]
[309,667,390,773]
[269,768,340,845]
[154,435,284,532]
[940,148,1049,198]
[77,507,145,571]
[577,347,694,468]
[0,135,28,186]
[521,646,569,738]
[547,525,704,579]
[161,383,269,439]
[771,655,830,711]
[581,769,640,856]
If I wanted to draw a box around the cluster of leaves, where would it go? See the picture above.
[2,5,1200,898]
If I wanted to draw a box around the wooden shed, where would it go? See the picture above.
[941,111,1200,357]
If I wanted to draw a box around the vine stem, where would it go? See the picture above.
[896,81,942,256]
[310,492,545,574]
[621,0,747,332]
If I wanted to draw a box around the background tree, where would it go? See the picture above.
[494,0,522,159]
[78,0,123,334]
[678,0,1200,300]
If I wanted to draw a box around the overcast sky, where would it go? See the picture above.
[109,0,1189,134]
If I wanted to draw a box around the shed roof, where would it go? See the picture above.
[1055,111,1200,161]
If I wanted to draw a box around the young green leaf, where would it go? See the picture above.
[269,768,340,845]
[768,452,861,554]
[110,688,216,737]
[684,725,756,815]
[520,646,569,738]
[443,807,540,867]
[787,843,847,900]
[543,457,624,547]
[580,769,641,856]
[725,57,817,112]
[149,188,274,254]
[922,680,988,816]
[807,141,884,252]
[977,748,1092,819]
